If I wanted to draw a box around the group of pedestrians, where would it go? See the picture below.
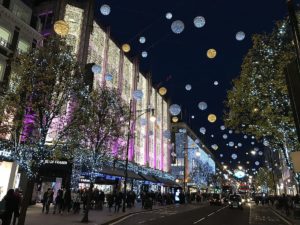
[0,188,22,225]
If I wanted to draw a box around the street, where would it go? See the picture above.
[109,203,292,225]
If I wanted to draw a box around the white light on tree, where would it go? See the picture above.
[229,141,234,147]
[100,4,111,16]
[220,125,226,130]
[223,134,228,139]
[166,12,173,20]
[139,36,146,44]
[105,73,113,81]
[92,64,102,74]
[169,104,181,116]
[231,154,237,160]
[171,20,185,34]
[255,161,260,166]
[200,127,206,134]
[185,84,192,91]
[198,102,207,110]
[141,51,148,58]
[211,134,214,138]
[133,90,144,101]
[191,115,195,119]
[193,16,205,28]
[236,31,245,41]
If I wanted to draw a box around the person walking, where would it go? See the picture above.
[12,188,22,225]
[63,188,72,213]
[1,189,19,225]
[53,189,63,214]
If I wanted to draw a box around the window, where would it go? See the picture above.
[0,61,6,81]
[0,26,11,47]
[17,39,30,53]
[12,2,31,24]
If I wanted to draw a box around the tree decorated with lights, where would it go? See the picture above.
[190,160,215,189]
[224,21,300,165]
[254,167,275,194]
[66,86,129,222]
[0,35,86,225]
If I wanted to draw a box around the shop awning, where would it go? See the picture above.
[100,168,144,180]
[153,176,180,187]
[127,171,144,180]
[138,173,158,183]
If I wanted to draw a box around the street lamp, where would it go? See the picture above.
[123,99,156,212]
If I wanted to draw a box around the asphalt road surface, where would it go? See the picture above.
[108,203,292,225]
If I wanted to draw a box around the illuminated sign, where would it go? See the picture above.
[234,170,246,179]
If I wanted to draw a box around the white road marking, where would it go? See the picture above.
[207,212,215,217]
[138,221,146,224]
[109,214,136,225]
[193,217,206,224]
[271,208,293,225]
[249,203,252,225]
[193,205,228,224]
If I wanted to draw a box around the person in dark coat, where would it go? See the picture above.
[1,189,19,225]
[63,188,72,213]
[12,188,22,225]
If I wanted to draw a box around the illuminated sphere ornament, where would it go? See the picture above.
[100,4,111,15]
[163,130,171,139]
[195,139,200,144]
[199,127,206,134]
[212,144,218,150]
[91,64,101,74]
[263,140,269,146]
[211,134,214,138]
[141,51,148,58]
[193,16,206,28]
[122,44,131,53]
[220,125,226,130]
[223,134,228,139]
[234,170,246,179]
[255,161,260,166]
[133,90,144,101]
[185,84,192,91]
[251,142,255,145]
[191,115,195,119]
[159,87,167,96]
[238,143,242,147]
[198,102,207,110]
[220,154,223,158]
[231,154,237,160]
[171,20,185,34]
[236,31,245,41]
[229,141,234,147]
[258,151,263,156]
[139,36,146,44]
[244,135,248,139]
[169,104,181,116]
[214,81,219,86]
[172,116,179,123]
[229,130,233,134]
[208,114,217,123]
[54,20,69,36]
[105,73,113,81]
[166,12,173,20]
[207,49,217,59]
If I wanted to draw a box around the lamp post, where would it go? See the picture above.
[122,99,156,212]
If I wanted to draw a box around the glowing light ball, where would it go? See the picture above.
[229,130,233,134]
[171,20,185,34]
[223,134,228,139]
[100,4,111,16]
[220,125,226,130]
[229,141,234,147]
[231,154,237,160]
[236,31,245,41]
[211,134,214,138]
[214,81,219,86]
[198,102,207,110]
[122,43,131,53]
[191,115,195,119]
[163,130,171,139]
[105,73,113,81]
[212,144,218,150]
[255,161,260,166]
[172,116,179,123]
[207,49,217,59]
[244,135,248,139]
[139,36,146,44]
[251,142,255,145]
[195,139,200,144]
[185,84,192,91]
[159,87,167,96]
[169,104,181,116]
[238,143,242,147]
[251,136,255,139]
[166,12,173,20]
[258,151,263,156]
[199,127,206,134]
[208,114,217,123]
[246,161,250,164]
[140,118,147,126]
[141,51,148,58]
[54,20,69,36]
[193,16,205,28]
[133,90,144,101]
[91,64,101,74]
[234,170,246,179]
[220,154,223,157]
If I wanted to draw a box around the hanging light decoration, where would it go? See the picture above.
[231,154,238,160]
[139,36,146,44]
[229,130,233,134]
[91,64,102,74]
[220,125,226,130]
[166,12,173,20]
[172,116,179,123]
[158,87,167,96]
[229,141,234,147]
[169,104,181,116]
[185,84,192,91]
[195,139,200,144]
[141,51,148,58]
[198,102,207,110]
[244,135,248,139]
[193,16,205,28]
[211,144,218,150]
[122,43,131,53]
[100,4,111,16]
[171,20,185,34]
[238,143,242,147]
[236,31,245,41]
[54,20,69,36]
[207,49,217,59]
[220,154,223,158]
[258,151,263,156]
[214,81,219,86]
[133,90,144,101]
[105,73,113,81]
[208,114,217,123]
[223,134,228,139]
[255,161,260,166]
[199,127,206,134]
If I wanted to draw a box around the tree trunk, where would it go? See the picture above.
[17,180,35,225]
[81,182,93,223]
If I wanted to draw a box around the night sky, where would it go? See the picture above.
[94,0,292,172]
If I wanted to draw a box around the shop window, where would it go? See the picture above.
[0,26,11,48]
[0,61,6,81]
[17,39,30,53]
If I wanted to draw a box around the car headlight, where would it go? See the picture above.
[242,199,245,203]
[229,201,231,204]
[239,202,242,205]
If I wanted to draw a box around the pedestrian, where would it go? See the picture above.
[43,188,54,214]
[72,190,81,214]
[1,189,19,225]
[107,193,114,212]
[114,191,122,213]
[63,188,72,213]
[53,189,63,214]
[12,188,22,225]
[99,190,105,210]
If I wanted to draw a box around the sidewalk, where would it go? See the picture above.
[25,202,206,225]
[269,205,300,225]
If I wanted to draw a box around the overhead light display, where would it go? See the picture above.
[236,31,245,41]
[214,81,219,86]
[91,64,102,74]
[199,127,206,134]
[229,141,234,147]
[166,12,173,20]
[193,16,206,28]
[54,20,69,36]
[169,104,181,116]
[105,73,113,81]
[231,153,237,160]
[223,134,228,139]
[255,161,260,166]
[198,102,207,110]
[220,125,226,130]
[171,20,185,34]
[172,116,179,123]
[234,170,246,179]
[185,84,192,91]
[139,36,146,44]
[100,4,111,15]
[207,48,217,59]
[122,43,131,53]
[141,51,148,58]
[158,87,167,96]
[208,114,217,123]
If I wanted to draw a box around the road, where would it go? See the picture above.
[108,203,292,225]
